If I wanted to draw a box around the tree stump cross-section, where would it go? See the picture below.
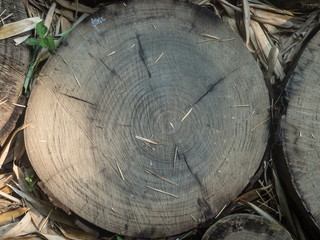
[24,0,270,238]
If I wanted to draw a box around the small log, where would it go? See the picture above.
[277,28,320,239]
[202,214,293,240]
[0,0,30,147]
[25,0,270,238]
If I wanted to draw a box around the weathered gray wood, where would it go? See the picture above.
[202,214,293,240]
[0,0,29,147]
[280,29,320,237]
[24,0,269,238]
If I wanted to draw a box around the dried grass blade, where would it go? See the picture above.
[145,170,178,186]
[250,20,285,79]
[0,211,36,239]
[266,46,279,83]
[173,146,178,170]
[14,34,30,45]
[55,0,97,14]
[181,108,193,122]
[242,0,251,46]
[0,190,21,204]
[0,17,41,40]
[145,186,178,198]
[0,124,31,168]
[250,118,270,132]
[44,2,56,29]
[116,162,125,181]
[272,168,300,239]
[135,136,158,145]
[252,9,302,28]
[245,201,281,225]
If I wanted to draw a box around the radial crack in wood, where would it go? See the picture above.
[24,0,269,238]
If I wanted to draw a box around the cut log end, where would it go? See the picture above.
[278,29,320,238]
[24,0,270,238]
[202,214,293,240]
[0,0,30,147]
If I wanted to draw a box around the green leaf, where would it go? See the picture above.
[27,185,35,192]
[116,237,124,240]
[26,38,40,46]
[38,38,49,48]
[36,20,48,37]
[25,177,33,183]
[46,35,56,52]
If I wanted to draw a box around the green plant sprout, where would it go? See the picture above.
[26,20,56,53]
[23,13,88,94]
[25,172,37,192]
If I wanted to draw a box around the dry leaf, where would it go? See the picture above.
[0,186,13,194]
[44,3,57,29]
[60,16,72,33]
[5,235,43,240]
[57,225,98,240]
[0,208,28,224]
[250,20,285,79]
[0,211,37,239]
[39,233,68,240]
[0,17,41,40]
[0,124,31,168]
[55,0,97,14]
[242,0,251,46]
[235,185,271,202]
[14,34,31,45]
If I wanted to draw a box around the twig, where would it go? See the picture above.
[145,186,178,198]
[215,204,227,219]
[135,136,158,145]
[2,13,13,22]
[116,162,125,181]
[231,104,249,108]
[181,108,193,122]
[250,118,270,132]
[107,51,116,56]
[145,170,178,186]
[74,75,81,87]
[155,52,164,63]
[0,190,21,204]
[173,146,178,170]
